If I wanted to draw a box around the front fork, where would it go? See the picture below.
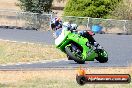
[95,49,108,58]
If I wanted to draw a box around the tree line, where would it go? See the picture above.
[17,0,132,20]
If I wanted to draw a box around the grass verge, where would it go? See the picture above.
[0,67,131,88]
[0,40,66,64]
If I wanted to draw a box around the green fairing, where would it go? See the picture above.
[55,29,108,63]
[56,30,95,61]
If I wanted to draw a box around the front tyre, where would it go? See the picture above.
[65,45,85,64]
[95,49,108,63]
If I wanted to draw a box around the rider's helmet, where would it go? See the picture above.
[51,17,62,30]
[56,17,61,22]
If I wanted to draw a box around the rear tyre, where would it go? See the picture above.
[95,49,108,63]
[65,45,85,64]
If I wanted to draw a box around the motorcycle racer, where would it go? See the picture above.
[54,21,108,64]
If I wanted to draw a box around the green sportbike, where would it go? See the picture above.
[54,27,108,64]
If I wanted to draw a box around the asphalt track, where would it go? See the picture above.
[0,28,54,44]
[0,28,132,69]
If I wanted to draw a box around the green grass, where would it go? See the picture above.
[3,76,132,88]
[0,70,131,88]
[0,41,66,64]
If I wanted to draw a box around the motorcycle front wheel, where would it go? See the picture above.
[95,49,108,63]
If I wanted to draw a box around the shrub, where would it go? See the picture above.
[17,0,53,13]
[64,0,121,18]
[110,0,132,20]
